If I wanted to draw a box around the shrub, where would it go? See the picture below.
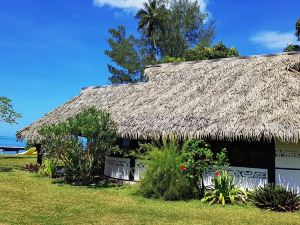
[251,184,300,212]
[184,42,239,61]
[139,136,194,200]
[24,163,40,173]
[181,139,228,197]
[284,44,300,52]
[202,171,248,206]
[162,56,185,63]
[39,107,120,185]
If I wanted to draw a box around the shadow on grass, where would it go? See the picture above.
[0,167,13,172]
[50,177,123,189]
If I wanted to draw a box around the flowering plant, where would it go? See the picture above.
[181,139,229,197]
[202,171,248,206]
[180,164,186,171]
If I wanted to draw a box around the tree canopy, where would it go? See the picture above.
[105,26,152,84]
[162,42,239,63]
[104,0,238,84]
[0,96,21,124]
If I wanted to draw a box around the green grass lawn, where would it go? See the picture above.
[1,156,300,225]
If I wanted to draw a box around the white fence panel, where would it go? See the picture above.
[204,167,268,190]
[104,156,131,180]
[134,160,147,181]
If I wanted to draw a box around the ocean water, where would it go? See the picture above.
[0,136,26,154]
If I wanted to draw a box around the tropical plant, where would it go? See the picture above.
[251,184,300,212]
[24,163,40,173]
[105,0,215,83]
[0,96,21,124]
[181,139,228,197]
[139,136,194,200]
[38,159,57,178]
[202,171,248,206]
[39,107,120,185]
[135,0,165,61]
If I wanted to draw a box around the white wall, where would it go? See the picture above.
[275,140,300,192]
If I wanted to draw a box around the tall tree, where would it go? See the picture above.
[135,0,165,61]
[157,0,215,58]
[135,0,215,59]
[0,96,21,124]
[105,26,149,84]
[105,0,215,84]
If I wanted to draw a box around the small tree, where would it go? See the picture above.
[0,96,21,124]
[284,18,300,52]
[39,107,119,184]
[181,139,228,197]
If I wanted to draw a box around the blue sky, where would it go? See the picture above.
[0,0,299,137]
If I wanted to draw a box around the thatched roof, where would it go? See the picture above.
[18,52,300,143]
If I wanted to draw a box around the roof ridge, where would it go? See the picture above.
[145,51,300,68]
[81,81,147,92]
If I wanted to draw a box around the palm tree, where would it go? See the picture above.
[135,0,164,61]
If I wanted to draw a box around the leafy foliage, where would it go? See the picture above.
[163,42,239,63]
[0,96,21,124]
[157,0,214,58]
[39,107,119,184]
[105,0,215,83]
[284,19,300,52]
[202,171,248,206]
[181,139,228,196]
[284,44,300,52]
[105,26,153,84]
[135,0,165,61]
[139,136,194,200]
[24,163,40,173]
[38,159,58,178]
[251,184,300,212]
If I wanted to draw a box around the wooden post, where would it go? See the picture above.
[267,139,276,184]
[129,158,135,181]
[36,144,43,165]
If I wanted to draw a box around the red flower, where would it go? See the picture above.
[180,164,186,171]
[215,171,220,176]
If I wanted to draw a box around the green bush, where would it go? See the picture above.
[181,139,228,197]
[202,171,248,206]
[184,42,239,61]
[251,184,300,212]
[139,136,194,200]
[39,107,119,185]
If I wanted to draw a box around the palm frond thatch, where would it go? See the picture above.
[17,52,300,143]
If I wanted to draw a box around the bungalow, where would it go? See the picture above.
[17,52,300,190]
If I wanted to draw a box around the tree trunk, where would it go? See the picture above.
[152,33,158,62]
[36,144,43,165]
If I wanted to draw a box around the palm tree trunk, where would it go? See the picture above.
[152,32,158,62]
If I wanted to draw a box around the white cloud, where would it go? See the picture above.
[249,31,297,50]
[93,0,144,10]
[93,0,209,13]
